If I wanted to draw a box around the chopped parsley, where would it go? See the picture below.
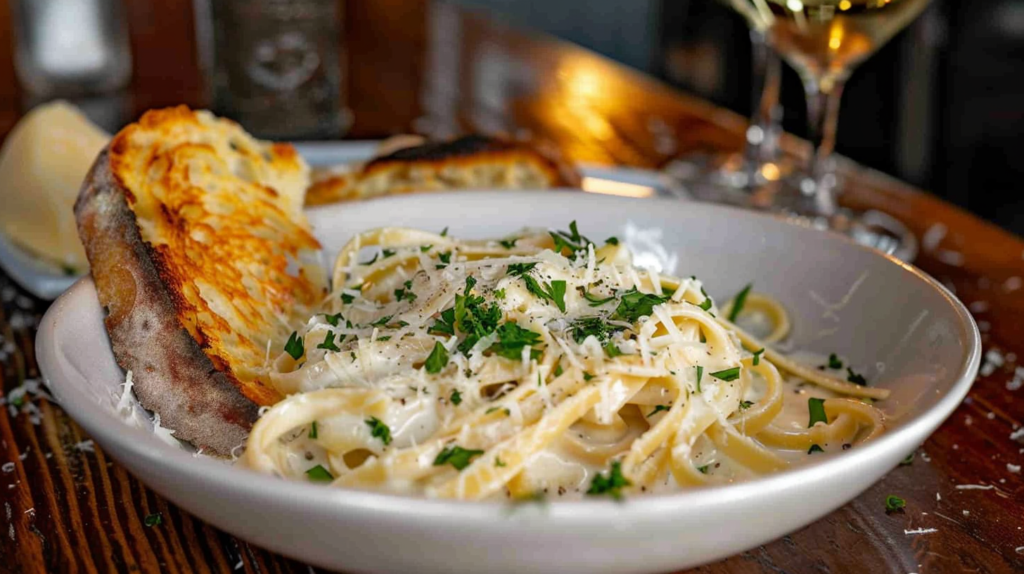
[697,297,713,312]
[382,248,397,259]
[808,444,825,454]
[569,316,621,344]
[495,457,507,467]
[521,274,567,312]
[506,262,537,276]
[365,416,392,445]
[453,278,503,355]
[485,406,511,416]
[739,400,754,410]
[284,331,304,360]
[581,288,615,307]
[341,292,355,304]
[363,252,380,265]
[695,365,704,392]
[696,464,710,474]
[144,513,162,527]
[494,288,506,300]
[393,280,417,303]
[550,221,593,256]
[808,397,828,427]
[489,321,543,360]
[309,421,318,439]
[440,226,449,237]
[553,363,564,377]
[450,389,462,405]
[827,353,843,369]
[885,495,906,514]
[436,251,452,269]
[550,280,567,312]
[709,367,741,382]
[305,464,334,482]
[586,460,630,500]
[605,236,619,245]
[612,288,670,323]
[603,342,624,358]
[317,331,341,352]
[430,308,456,336]
[846,367,868,386]
[900,451,915,466]
[752,348,765,366]
[324,313,343,327]
[420,244,433,253]
[376,336,391,342]
[425,342,449,374]
[583,372,595,382]
[727,283,752,322]
[648,404,671,417]
[499,238,518,249]
[433,445,484,471]
[370,315,393,327]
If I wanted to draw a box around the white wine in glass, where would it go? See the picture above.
[731,0,931,90]
[723,0,931,261]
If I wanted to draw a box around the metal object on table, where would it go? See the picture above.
[193,0,350,140]
[8,0,132,98]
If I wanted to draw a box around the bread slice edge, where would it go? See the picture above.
[75,146,257,456]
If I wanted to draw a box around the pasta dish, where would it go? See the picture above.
[244,223,888,500]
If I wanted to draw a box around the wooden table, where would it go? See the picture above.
[2,1,1022,572]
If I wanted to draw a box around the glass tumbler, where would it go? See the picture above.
[9,0,132,98]
[194,0,350,140]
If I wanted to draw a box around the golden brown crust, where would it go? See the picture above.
[75,148,258,454]
[305,135,581,206]
[75,106,324,455]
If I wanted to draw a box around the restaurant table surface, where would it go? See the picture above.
[1,1,1022,573]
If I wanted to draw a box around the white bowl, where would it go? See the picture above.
[36,191,980,574]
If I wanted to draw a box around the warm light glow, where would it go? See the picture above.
[786,0,804,12]
[581,177,656,198]
[582,114,614,141]
[838,0,852,10]
[828,25,844,51]
[560,62,605,101]
[760,162,781,181]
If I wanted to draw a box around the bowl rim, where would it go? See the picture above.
[37,192,982,523]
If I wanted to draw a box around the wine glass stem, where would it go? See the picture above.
[802,77,846,215]
[746,31,783,172]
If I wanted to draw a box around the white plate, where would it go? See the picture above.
[1,142,681,300]
[0,232,78,299]
[36,192,979,574]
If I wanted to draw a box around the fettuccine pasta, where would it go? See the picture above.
[244,224,887,500]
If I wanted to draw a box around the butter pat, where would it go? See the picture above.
[0,101,109,272]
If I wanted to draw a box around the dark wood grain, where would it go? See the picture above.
[1,1,1022,573]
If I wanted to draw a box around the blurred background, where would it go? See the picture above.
[457,0,1024,236]
[0,0,1021,235]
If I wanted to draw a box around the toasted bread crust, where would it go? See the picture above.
[305,135,581,206]
[75,148,258,455]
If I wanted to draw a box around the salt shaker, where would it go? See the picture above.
[9,0,132,98]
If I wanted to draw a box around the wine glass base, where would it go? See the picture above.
[664,153,791,209]
[774,207,918,263]
[664,157,917,262]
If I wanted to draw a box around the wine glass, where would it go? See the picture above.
[721,0,931,261]
[667,30,789,207]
